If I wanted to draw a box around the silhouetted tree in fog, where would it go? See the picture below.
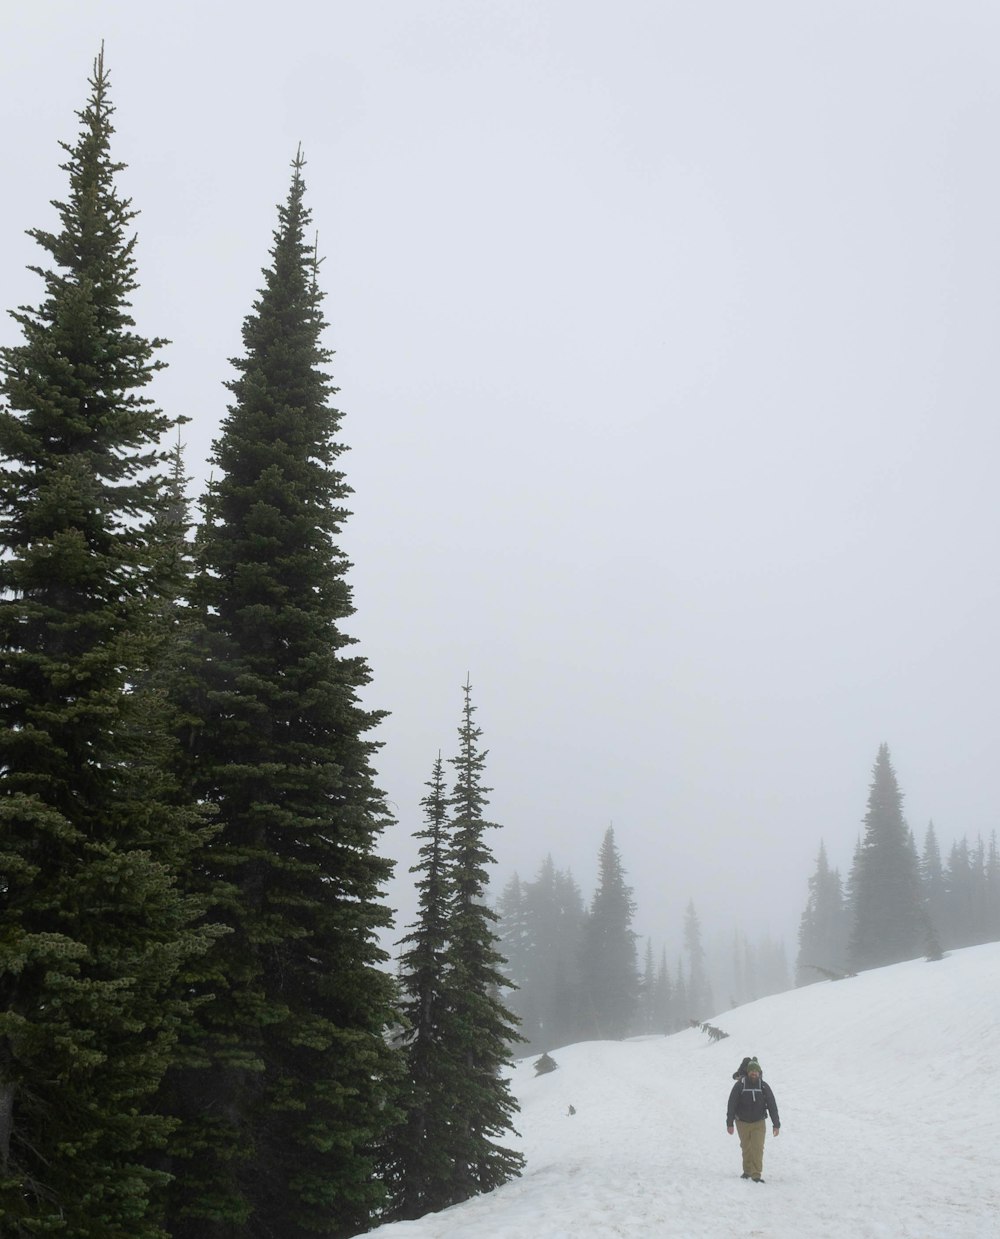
[796,841,849,983]
[848,744,923,971]
[579,827,638,1038]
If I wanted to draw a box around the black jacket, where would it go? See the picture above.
[727,1076,780,1127]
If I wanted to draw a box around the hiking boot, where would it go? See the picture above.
[740,1173,750,1179]
[752,1176,765,1183]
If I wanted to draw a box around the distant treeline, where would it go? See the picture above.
[494,835,789,1053]
[796,743,1000,982]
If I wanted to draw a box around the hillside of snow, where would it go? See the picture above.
[365,941,1000,1238]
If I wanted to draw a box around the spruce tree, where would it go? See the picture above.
[672,957,688,1029]
[546,865,586,1048]
[682,899,714,1020]
[920,822,947,947]
[944,838,972,948]
[0,51,216,1236]
[654,948,674,1033]
[579,827,638,1038]
[638,940,657,1034]
[163,152,398,1239]
[502,855,585,1051]
[496,874,540,1044]
[985,833,1000,943]
[848,744,923,971]
[438,680,524,1204]
[795,841,849,983]
[389,754,457,1220]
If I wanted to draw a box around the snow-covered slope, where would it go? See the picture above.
[366,941,1000,1238]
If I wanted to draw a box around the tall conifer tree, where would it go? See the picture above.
[389,754,457,1220]
[796,841,849,983]
[920,822,947,944]
[848,744,923,971]
[525,858,585,1050]
[438,680,524,1204]
[579,827,638,1038]
[163,153,398,1239]
[682,899,714,1020]
[0,52,215,1236]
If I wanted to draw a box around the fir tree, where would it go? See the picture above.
[944,838,973,948]
[920,821,947,947]
[655,948,674,1033]
[985,832,1000,943]
[848,744,923,971]
[438,680,524,1205]
[163,152,398,1239]
[545,865,587,1048]
[673,956,688,1029]
[389,754,457,1220]
[969,837,991,945]
[682,899,714,1020]
[579,827,638,1038]
[496,874,539,1043]
[796,841,849,983]
[637,939,657,1033]
[0,51,216,1236]
[501,855,586,1051]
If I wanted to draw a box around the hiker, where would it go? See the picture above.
[726,1057,780,1182]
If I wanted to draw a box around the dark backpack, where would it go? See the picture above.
[732,1056,753,1081]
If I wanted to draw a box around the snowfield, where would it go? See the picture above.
[364,941,1000,1238]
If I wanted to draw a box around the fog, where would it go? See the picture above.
[4,2,1000,968]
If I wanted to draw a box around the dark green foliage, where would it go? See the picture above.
[161,153,399,1239]
[795,841,849,984]
[437,681,524,1202]
[848,744,924,971]
[578,827,638,1039]
[387,755,457,1220]
[389,686,523,1220]
[0,51,217,1236]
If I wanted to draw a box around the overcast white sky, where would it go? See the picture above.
[4,2,1000,963]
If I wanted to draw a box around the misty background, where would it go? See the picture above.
[4,1,1000,975]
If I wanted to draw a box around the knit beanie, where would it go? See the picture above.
[746,1058,762,1074]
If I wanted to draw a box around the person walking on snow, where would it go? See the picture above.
[726,1057,780,1182]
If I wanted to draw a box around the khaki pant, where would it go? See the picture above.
[735,1118,767,1179]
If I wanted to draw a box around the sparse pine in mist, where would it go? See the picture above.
[921,822,948,944]
[637,940,658,1033]
[724,929,790,1005]
[795,841,849,984]
[496,875,538,1038]
[0,52,218,1236]
[496,855,586,1052]
[160,153,398,1239]
[682,899,714,1021]
[578,827,638,1039]
[986,834,1000,943]
[496,847,800,1038]
[848,744,924,971]
[437,680,525,1203]
[654,948,675,1033]
[940,833,1000,950]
